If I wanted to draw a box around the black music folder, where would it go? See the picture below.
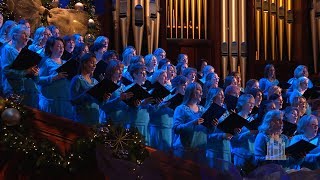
[121,76,133,86]
[278,81,291,90]
[87,78,120,103]
[56,58,80,80]
[217,112,248,135]
[167,93,184,109]
[224,94,238,111]
[124,83,151,107]
[93,60,108,81]
[282,120,297,137]
[286,140,317,159]
[245,119,262,130]
[11,47,42,70]
[149,82,171,100]
[303,87,320,100]
[201,103,227,129]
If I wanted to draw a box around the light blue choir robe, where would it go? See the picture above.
[287,77,313,98]
[231,126,257,167]
[125,83,153,145]
[290,134,320,170]
[173,104,212,164]
[207,108,232,164]
[254,132,302,169]
[70,75,100,125]
[259,78,279,97]
[1,44,39,108]
[101,83,130,127]
[207,129,232,164]
[148,105,174,151]
[38,58,73,119]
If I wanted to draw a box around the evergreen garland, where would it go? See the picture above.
[0,96,149,176]
[0,0,14,21]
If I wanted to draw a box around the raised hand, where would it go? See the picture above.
[224,133,233,140]
[195,118,204,125]
[120,92,134,101]
[53,72,68,80]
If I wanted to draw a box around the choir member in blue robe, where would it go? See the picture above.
[254,110,303,169]
[1,24,39,108]
[70,53,111,125]
[148,69,173,151]
[290,115,320,169]
[231,94,257,168]
[101,60,133,127]
[205,88,234,164]
[259,64,279,97]
[38,37,73,119]
[173,82,215,164]
[126,63,154,145]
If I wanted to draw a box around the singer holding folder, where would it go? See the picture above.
[148,69,173,151]
[1,24,39,108]
[38,37,73,119]
[290,115,320,169]
[126,63,154,145]
[231,94,258,168]
[205,88,233,164]
[172,82,216,164]
[100,59,133,126]
[254,110,304,168]
[70,53,111,125]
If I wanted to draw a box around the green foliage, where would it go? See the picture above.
[0,96,149,175]
[0,0,14,21]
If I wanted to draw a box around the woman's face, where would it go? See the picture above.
[42,29,51,44]
[252,81,259,89]
[268,66,276,79]
[305,118,318,138]
[180,55,188,64]
[187,72,197,83]
[151,57,157,68]
[52,28,60,38]
[298,98,307,116]
[15,30,30,46]
[76,36,84,44]
[134,69,147,85]
[231,77,238,86]
[192,85,202,103]
[158,72,167,86]
[212,74,220,88]
[50,40,64,58]
[285,109,298,124]
[167,66,176,80]
[83,57,97,75]
[112,67,123,82]
[214,91,225,106]
[80,45,89,57]
[235,74,241,87]
[65,40,75,53]
[300,79,309,91]
[180,63,188,75]
[187,71,196,83]
[255,91,263,107]
[177,82,187,95]
[274,96,283,110]
[270,117,283,134]
[242,97,255,114]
